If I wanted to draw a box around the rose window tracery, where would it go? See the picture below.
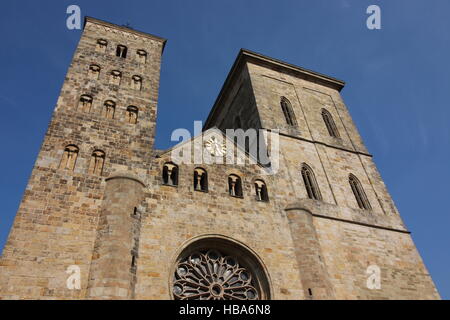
[173,249,259,300]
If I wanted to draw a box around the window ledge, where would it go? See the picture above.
[194,189,208,193]
[162,183,178,188]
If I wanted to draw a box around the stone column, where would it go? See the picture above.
[87,174,145,299]
[285,204,335,299]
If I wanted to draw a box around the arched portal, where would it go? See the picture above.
[171,236,271,300]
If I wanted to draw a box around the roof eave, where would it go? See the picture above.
[83,16,167,52]
[240,49,345,91]
[204,49,345,130]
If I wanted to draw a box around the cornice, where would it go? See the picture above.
[204,49,345,130]
[84,16,167,51]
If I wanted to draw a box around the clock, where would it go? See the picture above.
[204,136,226,156]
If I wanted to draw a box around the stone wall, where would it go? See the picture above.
[0,17,164,299]
[0,21,440,300]
[87,175,146,299]
[135,150,305,300]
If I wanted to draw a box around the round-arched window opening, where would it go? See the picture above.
[172,237,271,300]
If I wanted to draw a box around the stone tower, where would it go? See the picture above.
[0,18,440,300]
[0,17,165,299]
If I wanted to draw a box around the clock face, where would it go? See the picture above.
[204,136,226,156]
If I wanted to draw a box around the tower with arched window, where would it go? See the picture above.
[0,17,167,300]
[0,18,439,301]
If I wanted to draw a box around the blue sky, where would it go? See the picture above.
[0,0,449,299]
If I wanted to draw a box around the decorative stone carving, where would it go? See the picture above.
[228,174,242,197]
[254,179,268,201]
[194,168,207,191]
[173,249,259,300]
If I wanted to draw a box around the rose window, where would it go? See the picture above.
[173,249,259,300]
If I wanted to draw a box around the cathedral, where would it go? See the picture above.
[0,17,440,300]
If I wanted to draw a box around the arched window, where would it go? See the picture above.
[78,94,93,113]
[228,174,243,197]
[110,70,121,85]
[172,237,271,300]
[103,100,115,119]
[116,45,127,58]
[88,64,100,80]
[126,106,139,124]
[349,174,371,210]
[136,49,147,63]
[88,150,105,175]
[301,164,322,200]
[96,39,107,53]
[254,179,269,202]
[131,75,142,90]
[59,145,79,171]
[194,168,208,192]
[162,162,178,186]
[322,109,340,138]
[281,97,297,127]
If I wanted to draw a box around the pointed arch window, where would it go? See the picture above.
[322,109,340,138]
[136,49,147,63]
[88,150,105,175]
[131,75,142,90]
[281,97,297,127]
[194,168,208,192]
[116,45,127,58]
[126,106,139,124]
[78,94,93,113]
[301,164,322,200]
[59,145,79,171]
[349,174,371,210]
[103,100,115,119]
[96,39,107,53]
[254,179,269,202]
[163,162,178,186]
[88,64,101,80]
[228,174,243,198]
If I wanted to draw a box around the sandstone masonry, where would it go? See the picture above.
[0,17,440,300]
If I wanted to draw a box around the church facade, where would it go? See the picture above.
[0,17,440,300]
